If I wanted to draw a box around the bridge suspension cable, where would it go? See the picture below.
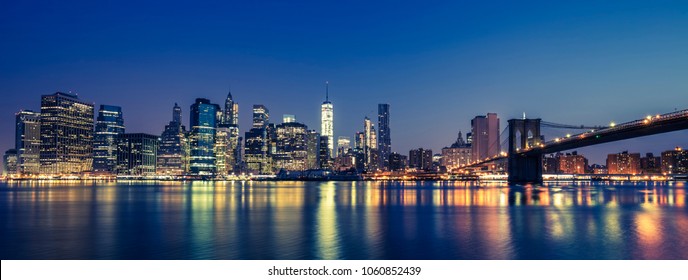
[541,121,607,130]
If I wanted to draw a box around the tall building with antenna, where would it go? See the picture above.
[321,82,334,158]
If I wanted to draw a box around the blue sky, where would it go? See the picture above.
[1,0,687,165]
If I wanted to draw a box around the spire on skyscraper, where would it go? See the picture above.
[321,81,334,158]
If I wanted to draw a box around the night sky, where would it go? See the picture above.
[1,0,687,166]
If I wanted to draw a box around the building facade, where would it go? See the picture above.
[558,152,588,174]
[116,133,159,176]
[389,152,407,171]
[662,147,687,174]
[244,128,271,174]
[273,122,309,171]
[607,151,641,175]
[440,131,471,172]
[39,92,94,175]
[640,153,661,174]
[409,148,433,171]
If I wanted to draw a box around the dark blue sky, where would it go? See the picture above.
[1,0,687,165]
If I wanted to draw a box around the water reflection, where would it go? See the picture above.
[0,180,686,259]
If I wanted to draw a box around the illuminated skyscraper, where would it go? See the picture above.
[93,105,124,174]
[15,110,41,175]
[471,113,500,162]
[245,105,272,174]
[40,92,94,174]
[363,117,378,171]
[222,90,239,126]
[189,98,220,175]
[321,82,334,158]
[216,91,240,175]
[377,104,391,171]
[274,122,309,171]
[158,103,188,175]
[252,105,269,129]
[244,128,271,174]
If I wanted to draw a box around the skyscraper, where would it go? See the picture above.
[93,105,125,174]
[377,104,391,171]
[15,110,41,175]
[319,135,332,169]
[363,117,378,171]
[252,105,269,129]
[471,113,500,162]
[40,92,94,175]
[158,103,188,176]
[189,98,220,175]
[222,90,239,126]
[306,130,320,170]
[321,82,334,158]
[216,91,241,176]
[245,105,271,174]
[116,133,159,176]
[274,122,309,171]
[354,131,366,172]
[244,128,271,174]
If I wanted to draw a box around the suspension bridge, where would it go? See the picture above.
[460,109,688,183]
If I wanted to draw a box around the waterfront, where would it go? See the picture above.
[1,180,687,260]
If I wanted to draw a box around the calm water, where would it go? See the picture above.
[1,180,687,260]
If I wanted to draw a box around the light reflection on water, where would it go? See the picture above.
[0,180,686,259]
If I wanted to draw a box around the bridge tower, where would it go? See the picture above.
[508,118,543,184]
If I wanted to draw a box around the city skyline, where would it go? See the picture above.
[2,1,688,166]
